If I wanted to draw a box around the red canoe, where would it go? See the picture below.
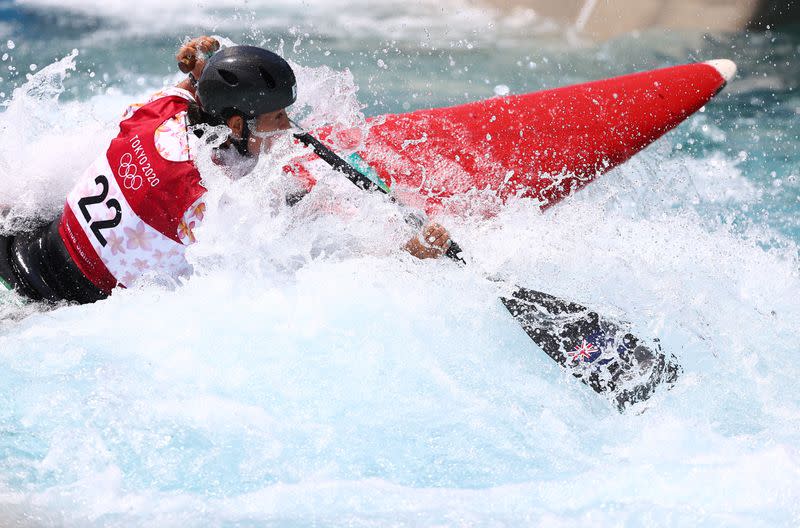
[288,60,736,212]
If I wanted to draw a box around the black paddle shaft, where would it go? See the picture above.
[293,131,680,411]
[294,133,464,262]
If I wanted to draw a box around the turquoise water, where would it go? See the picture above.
[0,1,798,526]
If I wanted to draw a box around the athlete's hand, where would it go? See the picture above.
[404,222,451,260]
[176,36,220,79]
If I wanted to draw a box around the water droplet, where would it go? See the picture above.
[493,85,509,96]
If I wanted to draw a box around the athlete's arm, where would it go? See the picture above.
[404,222,451,259]
[175,36,220,95]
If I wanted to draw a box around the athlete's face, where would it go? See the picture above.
[247,108,291,156]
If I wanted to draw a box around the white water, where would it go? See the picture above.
[14,0,551,45]
[0,19,799,528]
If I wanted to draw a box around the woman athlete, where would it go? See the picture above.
[0,37,452,303]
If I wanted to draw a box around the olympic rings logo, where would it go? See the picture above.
[118,153,143,190]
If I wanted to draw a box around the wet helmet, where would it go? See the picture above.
[197,45,297,118]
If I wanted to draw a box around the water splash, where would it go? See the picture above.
[0,49,113,230]
[0,18,798,528]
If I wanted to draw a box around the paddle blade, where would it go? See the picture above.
[501,287,681,412]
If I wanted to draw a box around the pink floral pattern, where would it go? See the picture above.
[177,197,207,245]
[121,102,144,121]
[177,219,196,244]
[192,202,206,221]
[124,221,157,251]
[155,111,191,162]
[106,230,126,256]
[121,272,138,286]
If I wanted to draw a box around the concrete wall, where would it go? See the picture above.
[483,0,799,39]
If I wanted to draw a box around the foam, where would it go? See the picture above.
[0,29,798,528]
[13,0,550,43]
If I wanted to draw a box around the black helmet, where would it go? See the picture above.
[197,45,297,118]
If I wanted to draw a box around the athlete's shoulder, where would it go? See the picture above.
[117,87,196,163]
[120,87,197,121]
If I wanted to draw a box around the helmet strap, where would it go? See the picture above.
[230,117,252,157]
[217,109,252,157]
